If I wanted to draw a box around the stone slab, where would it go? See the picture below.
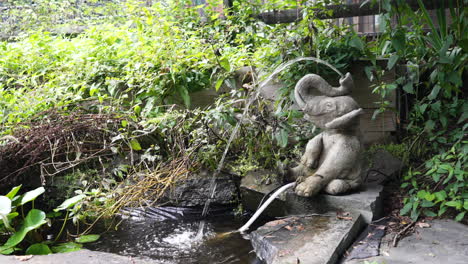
[250,212,365,264]
[344,219,468,264]
[0,249,159,264]
[241,172,384,223]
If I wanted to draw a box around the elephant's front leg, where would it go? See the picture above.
[295,174,327,197]
[287,134,323,182]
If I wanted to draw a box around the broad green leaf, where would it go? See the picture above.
[133,105,141,115]
[417,190,427,199]
[20,187,45,205]
[455,212,465,222]
[434,191,447,201]
[0,209,47,253]
[391,30,406,51]
[54,194,86,212]
[349,36,364,51]
[26,243,52,255]
[410,207,420,221]
[424,193,435,202]
[177,85,190,108]
[121,120,128,128]
[51,242,82,253]
[215,78,224,91]
[5,185,21,199]
[427,85,441,100]
[424,120,435,132]
[420,200,434,208]
[438,206,447,216]
[423,210,437,217]
[445,201,462,209]
[75,234,100,243]
[387,54,399,70]
[402,83,414,94]
[219,58,230,72]
[130,139,142,151]
[400,202,412,215]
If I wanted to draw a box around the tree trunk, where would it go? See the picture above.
[256,0,452,24]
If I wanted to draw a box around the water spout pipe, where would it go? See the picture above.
[238,182,296,233]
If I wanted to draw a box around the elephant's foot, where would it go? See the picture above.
[324,179,352,195]
[294,175,323,197]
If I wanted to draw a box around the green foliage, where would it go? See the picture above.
[0,185,101,255]
[0,186,49,254]
[366,0,467,222]
[400,139,467,222]
[369,143,407,161]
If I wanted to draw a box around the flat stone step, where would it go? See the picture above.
[250,212,365,264]
[240,170,383,223]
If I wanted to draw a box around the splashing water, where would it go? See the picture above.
[195,57,343,240]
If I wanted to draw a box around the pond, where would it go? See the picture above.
[86,209,265,264]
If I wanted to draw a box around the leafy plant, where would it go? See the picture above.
[366,0,467,221]
[0,185,100,255]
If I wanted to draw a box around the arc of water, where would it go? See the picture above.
[238,182,296,233]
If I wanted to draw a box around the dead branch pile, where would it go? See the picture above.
[103,157,193,215]
[0,110,122,189]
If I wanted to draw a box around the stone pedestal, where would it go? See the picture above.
[250,213,365,264]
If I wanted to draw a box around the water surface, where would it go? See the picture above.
[87,215,264,264]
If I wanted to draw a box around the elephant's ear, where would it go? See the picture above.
[325,108,363,129]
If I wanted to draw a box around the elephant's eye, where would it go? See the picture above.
[326,102,333,109]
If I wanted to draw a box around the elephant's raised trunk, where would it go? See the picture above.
[294,72,354,109]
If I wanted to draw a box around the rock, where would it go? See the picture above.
[0,249,159,264]
[163,170,240,207]
[250,212,365,264]
[343,219,468,264]
[367,149,404,182]
[240,169,287,217]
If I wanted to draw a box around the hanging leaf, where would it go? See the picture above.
[427,85,441,100]
[54,194,86,212]
[19,187,45,206]
[455,212,465,222]
[219,57,231,72]
[130,139,142,151]
[215,78,224,91]
[387,54,399,70]
[75,234,100,243]
[51,242,83,253]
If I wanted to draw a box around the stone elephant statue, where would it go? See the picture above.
[288,72,364,197]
